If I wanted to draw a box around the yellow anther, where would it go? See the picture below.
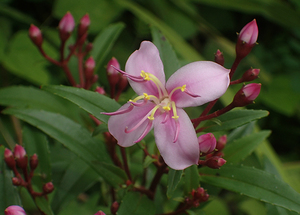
[172,115,179,120]
[141,70,150,81]
[171,101,179,121]
[148,116,154,120]
[143,93,150,100]
[163,106,171,111]
[181,85,186,92]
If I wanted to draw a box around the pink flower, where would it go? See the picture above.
[5,205,26,215]
[103,41,230,170]
[239,19,258,45]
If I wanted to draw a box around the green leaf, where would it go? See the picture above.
[143,155,157,168]
[3,108,126,186]
[0,146,22,211]
[92,124,108,137]
[41,85,121,124]
[203,109,269,132]
[35,197,54,215]
[151,26,180,80]
[184,165,200,194]
[224,130,271,164]
[91,23,125,72]
[167,169,183,198]
[199,164,300,213]
[117,192,156,215]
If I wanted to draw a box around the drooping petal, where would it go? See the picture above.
[125,41,165,97]
[153,108,199,170]
[166,61,230,108]
[108,102,155,147]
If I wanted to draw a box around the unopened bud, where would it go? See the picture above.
[58,12,75,41]
[216,135,227,151]
[4,148,16,169]
[117,74,128,93]
[198,133,216,155]
[12,177,22,186]
[30,154,38,170]
[214,49,224,66]
[29,24,43,47]
[78,14,90,38]
[232,83,261,107]
[205,157,226,169]
[110,201,119,215]
[107,57,121,86]
[95,86,106,95]
[85,43,93,53]
[4,205,26,215]
[14,145,28,169]
[43,182,54,194]
[242,68,260,82]
[94,211,106,215]
[91,74,98,85]
[236,19,258,59]
[85,56,95,80]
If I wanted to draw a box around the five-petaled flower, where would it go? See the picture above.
[103,41,230,170]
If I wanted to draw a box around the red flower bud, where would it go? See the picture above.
[29,24,43,47]
[205,156,226,169]
[198,133,216,155]
[214,49,224,66]
[43,182,54,194]
[95,86,106,95]
[216,135,227,151]
[94,211,106,215]
[4,205,26,215]
[13,145,28,169]
[242,68,260,82]
[107,57,121,86]
[58,12,75,41]
[85,56,95,80]
[110,201,119,215]
[30,154,38,170]
[78,14,90,38]
[12,177,22,186]
[232,83,261,107]
[4,148,16,169]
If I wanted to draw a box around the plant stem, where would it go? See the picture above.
[120,147,132,181]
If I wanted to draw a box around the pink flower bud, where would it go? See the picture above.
[205,157,226,169]
[78,14,90,38]
[12,177,22,186]
[13,145,28,169]
[28,24,43,47]
[94,211,106,215]
[239,19,258,45]
[110,201,119,215]
[43,182,54,194]
[85,56,96,80]
[232,83,261,107]
[58,12,75,41]
[95,86,106,95]
[242,68,260,82]
[214,49,224,66]
[198,133,216,154]
[216,135,227,151]
[4,205,26,215]
[30,154,38,170]
[236,19,258,59]
[107,57,120,76]
[4,148,16,169]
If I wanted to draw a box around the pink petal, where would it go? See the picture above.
[153,108,199,170]
[166,61,230,108]
[125,41,165,96]
[108,102,155,147]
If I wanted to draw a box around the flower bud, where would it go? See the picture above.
[85,56,95,80]
[12,177,22,186]
[58,12,75,41]
[242,68,260,82]
[78,14,90,38]
[43,182,54,194]
[94,211,106,215]
[28,24,43,47]
[4,148,16,169]
[110,201,119,215]
[198,133,216,155]
[205,156,226,169]
[214,49,224,66]
[95,86,106,95]
[85,43,93,53]
[236,19,258,59]
[4,205,26,215]
[232,83,261,107]
[107,57,121,86]
[216,135,227,151]
[30,154,38,170]
[13,145,28,169]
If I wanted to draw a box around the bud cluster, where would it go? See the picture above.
[187,187,210,208]
[3,145,54,199]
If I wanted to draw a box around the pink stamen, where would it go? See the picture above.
[184,88,201,98]
[161,111,170,124]
[134,120,153,143]
[111,65,145,82]
[102,105,133,116]
[125,109,153,133]
[129,98,148,107]
[173,120,180,143]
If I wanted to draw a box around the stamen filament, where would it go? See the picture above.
[171,101,179,120]
[173,119,180,143]
[101,105,133,116]
[134,120,153,143]
[125,110,152,133]
[129,98,148,107]
[147,73,168,97]
[112,66,145,82]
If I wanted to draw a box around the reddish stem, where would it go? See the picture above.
[120,147,132,181]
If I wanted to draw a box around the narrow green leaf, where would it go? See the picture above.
[184,165,200,194]
[199,164,300,213]
[3,108,126,186]
[92,124,108,137]
[35,197,54,215]
[167,169,183,198]
[91,22,125,72]
[117,192,156,215]
[203,109,269,132]
[224,130,271,164]
[151,26,180,80]
[42,85,120,124]
[0,146,22,211]
[143,155,157,168]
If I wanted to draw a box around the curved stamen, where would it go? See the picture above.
[169,84,200,99]
[173,119,180,143]
[171,101,179,121]
[184,88,201,98]
[147,73,168,97]
[134,120,153,143]
[129,98,148,107]
[161,111,170,124]
[102,105,133,116]
[111,65,145,82]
